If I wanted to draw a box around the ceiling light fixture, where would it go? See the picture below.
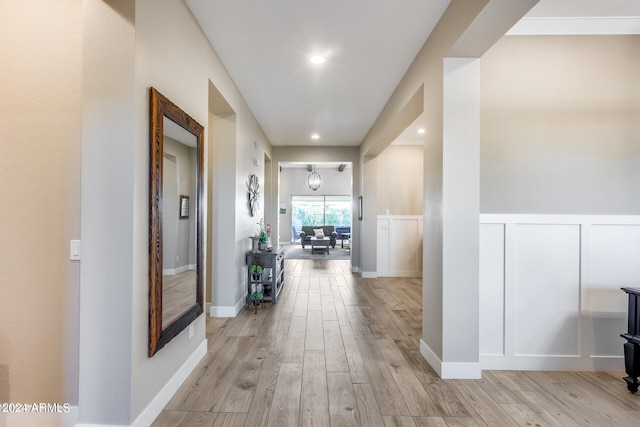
[311,133,320,140]
[417,128,425,134]
[308,165,321,191]
[309,55,325,64]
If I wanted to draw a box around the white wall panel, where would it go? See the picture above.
[377,216,423,277]
[480,215,640,371]
[479,224,505,355]
[390,219,421,273]
[513,224,580,356]
[587,225,640,357]
[377,218,390,274]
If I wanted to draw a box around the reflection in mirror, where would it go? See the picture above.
[161,117,198,328]
[149,87,204,356]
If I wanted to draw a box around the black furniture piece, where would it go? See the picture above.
[621,287,640,393]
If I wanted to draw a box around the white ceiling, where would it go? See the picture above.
[186,0,640,149]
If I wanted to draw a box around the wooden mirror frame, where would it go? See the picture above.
[149,87,204,356]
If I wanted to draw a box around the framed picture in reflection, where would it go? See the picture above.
[179,195,189,219]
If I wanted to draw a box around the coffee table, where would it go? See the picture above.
[310,237,330,254]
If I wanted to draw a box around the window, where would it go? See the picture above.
[291,195,351,231]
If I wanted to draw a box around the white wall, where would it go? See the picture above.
[480,35,640,214]
[80,0,135,424]
[207,110,236,310]
[279,166,352,243]
[162,138,196,272]
[376,145,424,215]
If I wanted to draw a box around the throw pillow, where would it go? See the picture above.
[313,228,325,238]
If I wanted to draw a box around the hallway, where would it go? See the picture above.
[152,259,639,427]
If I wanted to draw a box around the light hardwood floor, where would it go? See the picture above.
[163,270,197,328]
[152,259,640,427]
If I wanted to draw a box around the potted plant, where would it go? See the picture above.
[250,264,262,280]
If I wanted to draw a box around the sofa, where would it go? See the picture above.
[299,226,337,248]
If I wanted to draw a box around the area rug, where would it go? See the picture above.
[283,244,351,260]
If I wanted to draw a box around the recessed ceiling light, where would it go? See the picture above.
[311,133,320,140]
[417,128,425,134]
[309,55,325,64]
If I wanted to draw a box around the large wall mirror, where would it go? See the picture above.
[149,87,204,356]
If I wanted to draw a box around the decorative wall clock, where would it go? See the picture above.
[248,174,260,216]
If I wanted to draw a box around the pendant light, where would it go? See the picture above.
[308,165,321,191]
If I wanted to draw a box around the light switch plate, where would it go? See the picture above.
[70,240,81,261]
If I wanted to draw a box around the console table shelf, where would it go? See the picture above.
[246,247,285,311]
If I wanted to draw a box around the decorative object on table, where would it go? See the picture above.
[248,174,260,216]
[307,164,321,191]
[257,218,270,250]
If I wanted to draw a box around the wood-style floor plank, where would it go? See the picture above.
[305,311,324,351]
[219,336,269,412]
[353,382,386,427]
[152,255,640,427]
[266,362,303,427]
[356,336,410,416]
[382,415,417,427]
[179,411,217,427]
[376,339,439,416]
[242,355,281,427]
[327,372,361,427]
[300,351,330,427]
[323,320,349,373]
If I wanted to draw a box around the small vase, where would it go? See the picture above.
[250,236,260,253]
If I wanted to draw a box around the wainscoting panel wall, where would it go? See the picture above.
[377,215,423,277]
[479,215,640,371]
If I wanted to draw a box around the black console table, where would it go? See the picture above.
[621,287,640,393]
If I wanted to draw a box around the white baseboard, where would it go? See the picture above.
[209,293,247,317]
[130,340,207,427]
[360,271,377,278]
[420,339,481,379]
[2,405,79,427]
[420,339,442,377]
[75,341,206,427]
[480,355,625,372]
[377,271,421,278]
[64,406,79,427]
[162,263,195,276]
